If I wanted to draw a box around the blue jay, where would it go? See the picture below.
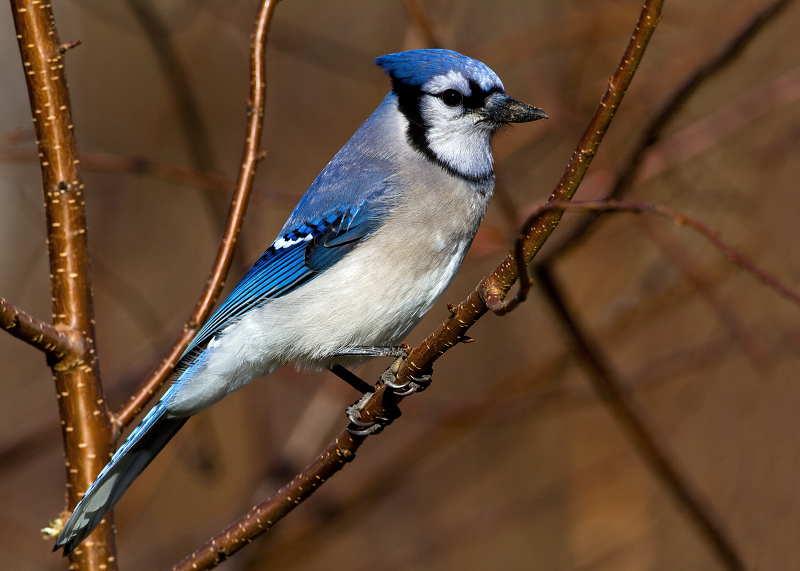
[54,49,546,554]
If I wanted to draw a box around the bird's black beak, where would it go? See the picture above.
[480,93,548,124]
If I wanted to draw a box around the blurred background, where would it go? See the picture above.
[1,0,800,569]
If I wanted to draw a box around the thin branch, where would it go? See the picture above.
[10,1,117,569]
[127,0,218,175]
[502,200,800,312]
[168,3,664,570]
[0,145,297,206]
[636,219,769,371]
[114,0,279,429]
[0,297,82,357]
[537,0,795,265]
[534,265,745,571]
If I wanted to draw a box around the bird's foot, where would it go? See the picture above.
[345,392,400,436]
[379,354,432,397]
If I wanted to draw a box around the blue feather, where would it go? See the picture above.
[179,203,386,363]
[375,49,502,92]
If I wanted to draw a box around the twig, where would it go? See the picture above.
[536,0,795,264]
[535,265,745,571]
[114,0,279,429]
[636,219,769,371]
[0,297,82,357]
[169,3,664,570]
[504,200,800,312]
[10,1,118,569]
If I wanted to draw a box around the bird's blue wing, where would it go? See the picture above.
[178,203,383,364]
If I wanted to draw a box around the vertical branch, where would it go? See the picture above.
[9,1,117,570]
[535,265,745,571]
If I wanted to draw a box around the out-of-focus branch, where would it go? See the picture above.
[536,0,795,265]
[169,3,663,570]
[10,1,117,570]
[0,297,82,357]
[534,265,745,571]
[114,0,278,429]
[0,145,297,206]
[402,0,442,49]
[503,200,800,312]
[127,0,218,175]
[637,219,769,370]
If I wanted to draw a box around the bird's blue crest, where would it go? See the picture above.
[376,49,503,93]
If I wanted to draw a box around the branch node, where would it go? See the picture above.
[58,39,82,54]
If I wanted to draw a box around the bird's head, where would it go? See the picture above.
[376,49,547,183]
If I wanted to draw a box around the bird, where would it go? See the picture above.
[53,48,547,555]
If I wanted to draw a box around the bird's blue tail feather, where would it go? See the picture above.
[53,402,187,555]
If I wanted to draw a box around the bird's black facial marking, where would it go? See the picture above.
[391,76,496,184]
[462,80,502,111]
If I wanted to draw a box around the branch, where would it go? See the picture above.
[0,145,297,206]
[10,1,117,569]
[0,297,82,357]
[500,200,800,312]
[536,0,795,264]
[127,0,218,175]
[401,0,663,381]
[114,0,279,429]
[168,2,664,570]
[534,265,745,571]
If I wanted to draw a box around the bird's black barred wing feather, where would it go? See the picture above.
[178,203,382,365]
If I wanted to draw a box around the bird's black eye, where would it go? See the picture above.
[441,89,463,107]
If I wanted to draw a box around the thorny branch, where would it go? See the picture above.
[534,265,745,571]
[169,2,664,570]
[114,0,279,430]
[9,1,117,570]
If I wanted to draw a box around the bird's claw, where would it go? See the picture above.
[345,392,400,436]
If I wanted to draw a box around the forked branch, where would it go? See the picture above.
[492,200,800,315]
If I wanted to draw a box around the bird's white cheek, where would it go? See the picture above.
[420,99,494,178]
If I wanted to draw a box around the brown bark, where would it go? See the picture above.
[9,1,117,570]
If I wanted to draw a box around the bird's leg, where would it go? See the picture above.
[332,346,408,358]
[338,347,433,436]
[329,364,373,394]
